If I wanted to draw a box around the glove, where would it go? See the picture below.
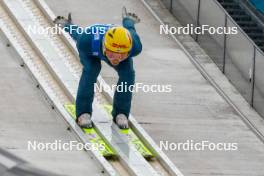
[53,13,72,27]
[122,7,140,23]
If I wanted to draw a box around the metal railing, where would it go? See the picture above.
[240,0,264,28]
[161,0,264,118]
[0,148,62,176]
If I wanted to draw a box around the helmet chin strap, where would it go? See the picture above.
[102,42,113,63]
[102,39,106,56]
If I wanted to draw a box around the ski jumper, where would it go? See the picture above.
[64,17,142,120]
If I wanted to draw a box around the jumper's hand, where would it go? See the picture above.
[122,7,140,23]
[53,13,72,27]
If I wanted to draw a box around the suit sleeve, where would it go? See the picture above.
[64,23,93,57]
[122,17,142,57]
[64,23,83,42]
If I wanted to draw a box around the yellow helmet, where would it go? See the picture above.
[104,26,132,53]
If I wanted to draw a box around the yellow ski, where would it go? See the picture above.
[102,104,154,159]
[64,104,115,158]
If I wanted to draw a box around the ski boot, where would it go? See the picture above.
[77,113,92,128]
[115,114,129,129]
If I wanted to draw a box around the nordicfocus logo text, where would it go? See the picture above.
[160,140,238,151]
[26,24,108,35]
[27,140,105,151]
[95,82,172,93]
[160,24,238,35]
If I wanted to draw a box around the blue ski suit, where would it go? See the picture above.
[64,17,142,120]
